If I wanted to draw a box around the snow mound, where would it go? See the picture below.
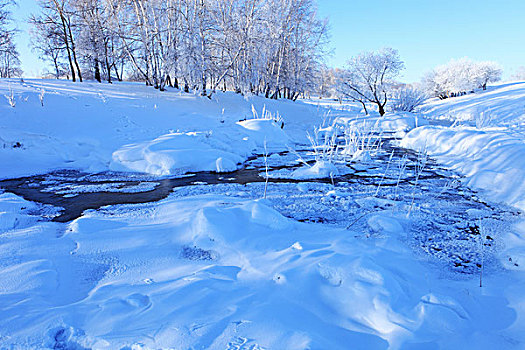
[400,125,525,211]
[291,160,338,179]
[0,192,39,232]
[237,118,291,149]
[110,131,247,175]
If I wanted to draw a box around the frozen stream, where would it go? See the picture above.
[0,138,520,274]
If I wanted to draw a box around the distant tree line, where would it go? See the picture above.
[29,0,329,99]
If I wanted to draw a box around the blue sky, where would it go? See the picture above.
[12,0,525,82]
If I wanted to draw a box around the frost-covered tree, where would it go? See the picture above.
[29,0,328,98]
[511,66,525,81]
[0,0,22,78]
[316,65,337,98]
[473,61,502,90]
[423,58,502,99]
[336,48,404,116]
[73,0,124,83]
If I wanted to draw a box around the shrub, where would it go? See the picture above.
[389,86,427,112]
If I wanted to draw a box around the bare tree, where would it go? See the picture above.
[389,85,427,113]
[0,0,22,78]
[337,48,404,116]
[31,0,83,81]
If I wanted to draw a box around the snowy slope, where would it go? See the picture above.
[401,82,525,211]
[0,79,316,178]
[419,81,525,134]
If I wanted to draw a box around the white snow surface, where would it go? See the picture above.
[401,82,525,211]
[1,192,524,349]
[1,80,525,349]
[0,79,302,178]
[290,160,339,180]
[401,126,525,211]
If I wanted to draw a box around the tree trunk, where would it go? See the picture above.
[58,14,76,82]
[378,103,385,116]
[66,20,82,82]
[53,58,60,79]
[270,88,280,100]
[104,42,112,83]
[94,59,101,82]
[113,64,121,82]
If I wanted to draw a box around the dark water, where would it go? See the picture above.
[0,141,449,223]
[0,139,520,273]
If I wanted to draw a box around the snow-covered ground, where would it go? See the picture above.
[0,79,309,178]
[399,82,525,212]
[1,79,525,349]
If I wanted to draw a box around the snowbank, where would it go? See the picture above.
[110,120,291,176]
[237,118,290,150]
[401,82,525,211]
[401,126,525,211]
[110,131,249,175]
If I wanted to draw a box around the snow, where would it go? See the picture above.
[401,126,525,211]
[0,196,515,349]
[1,192,524,349]
[0,79,307,178]
[400,81,525,211]
[334,112,428,137]
[110,131,248,175]
[237,118,290,150]
[1,79,525,349]
[290,160,338,180]
[419,81,525,133]
[397,83,525,341]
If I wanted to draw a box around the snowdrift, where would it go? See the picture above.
[401,126,525,211]
[400,82,525,212]
[1,192,523,349]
